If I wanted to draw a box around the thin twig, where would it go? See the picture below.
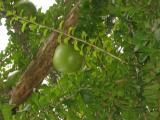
[1,9,128,64]
[16,15,127,64]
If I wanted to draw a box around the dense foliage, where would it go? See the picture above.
[0,0,160,119]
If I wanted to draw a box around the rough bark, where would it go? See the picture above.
[10,1,81,105]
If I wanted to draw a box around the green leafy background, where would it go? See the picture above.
[0,0,160,119]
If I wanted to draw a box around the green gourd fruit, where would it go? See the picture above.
[15,0,36,17]
[53,44,83,73]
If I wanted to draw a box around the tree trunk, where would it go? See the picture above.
[10,1,81,106]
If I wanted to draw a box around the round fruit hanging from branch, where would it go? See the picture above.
[53,44,83,73]
[15,0,37,17]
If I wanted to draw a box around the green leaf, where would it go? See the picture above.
[81,31,87,40]
[2,104,12,120]
[21,22,27,32]
[74,41,80,51]
[43,29,48,37]
[64,37,70,44]
[29,24,37,31]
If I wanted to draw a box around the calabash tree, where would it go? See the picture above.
[0,0,160,120]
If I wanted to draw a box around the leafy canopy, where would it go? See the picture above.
[0,0,160,120]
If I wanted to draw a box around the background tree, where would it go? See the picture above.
[0,0,160,120]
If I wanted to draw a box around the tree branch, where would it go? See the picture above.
[10,0,81,106]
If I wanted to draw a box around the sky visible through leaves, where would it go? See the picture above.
[0,0,55,51]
